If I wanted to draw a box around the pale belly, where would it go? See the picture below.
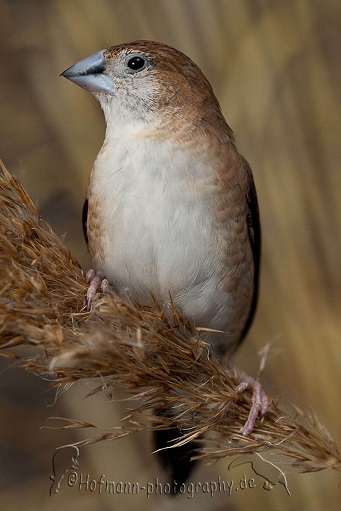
[87,140,254,355]
[89,189,253,355]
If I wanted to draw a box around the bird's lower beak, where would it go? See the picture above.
[60,50,115,93]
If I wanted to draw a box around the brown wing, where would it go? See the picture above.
[239,157,261,344]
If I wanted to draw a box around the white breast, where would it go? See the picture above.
[88,131,249,353]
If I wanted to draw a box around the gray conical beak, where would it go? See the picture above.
[60,50,115,93]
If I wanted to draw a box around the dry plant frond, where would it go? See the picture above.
[0,161,340,475]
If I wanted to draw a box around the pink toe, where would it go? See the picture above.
[85,270,108,310]
[235,371,268,435]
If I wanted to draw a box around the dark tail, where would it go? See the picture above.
[153,423,199,495]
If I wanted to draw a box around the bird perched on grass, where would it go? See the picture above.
[61,40,268,492]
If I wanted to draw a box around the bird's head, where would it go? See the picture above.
[61,40,223,131]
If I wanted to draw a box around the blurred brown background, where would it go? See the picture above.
[0,0,340,510]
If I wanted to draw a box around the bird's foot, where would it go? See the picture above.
[85,269,109,310]
[235,371,268,436]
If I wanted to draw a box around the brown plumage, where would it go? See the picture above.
[61,40,265,492]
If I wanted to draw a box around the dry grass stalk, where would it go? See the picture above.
[0,161,340,474]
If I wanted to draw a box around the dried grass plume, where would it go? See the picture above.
[0,161,340,476]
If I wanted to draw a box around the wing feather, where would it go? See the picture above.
[82,198,89,244]
[239,157,261,343]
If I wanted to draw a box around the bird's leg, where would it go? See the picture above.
[235,371,269,436]
[85,269,109,310]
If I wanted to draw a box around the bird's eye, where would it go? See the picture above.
[126,55,147,72]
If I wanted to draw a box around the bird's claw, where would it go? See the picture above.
[235,371,268,436]
[85,269,109,310]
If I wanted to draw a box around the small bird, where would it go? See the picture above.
[61,40,268,490]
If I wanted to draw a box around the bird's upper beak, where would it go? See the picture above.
[60,50,115,93]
